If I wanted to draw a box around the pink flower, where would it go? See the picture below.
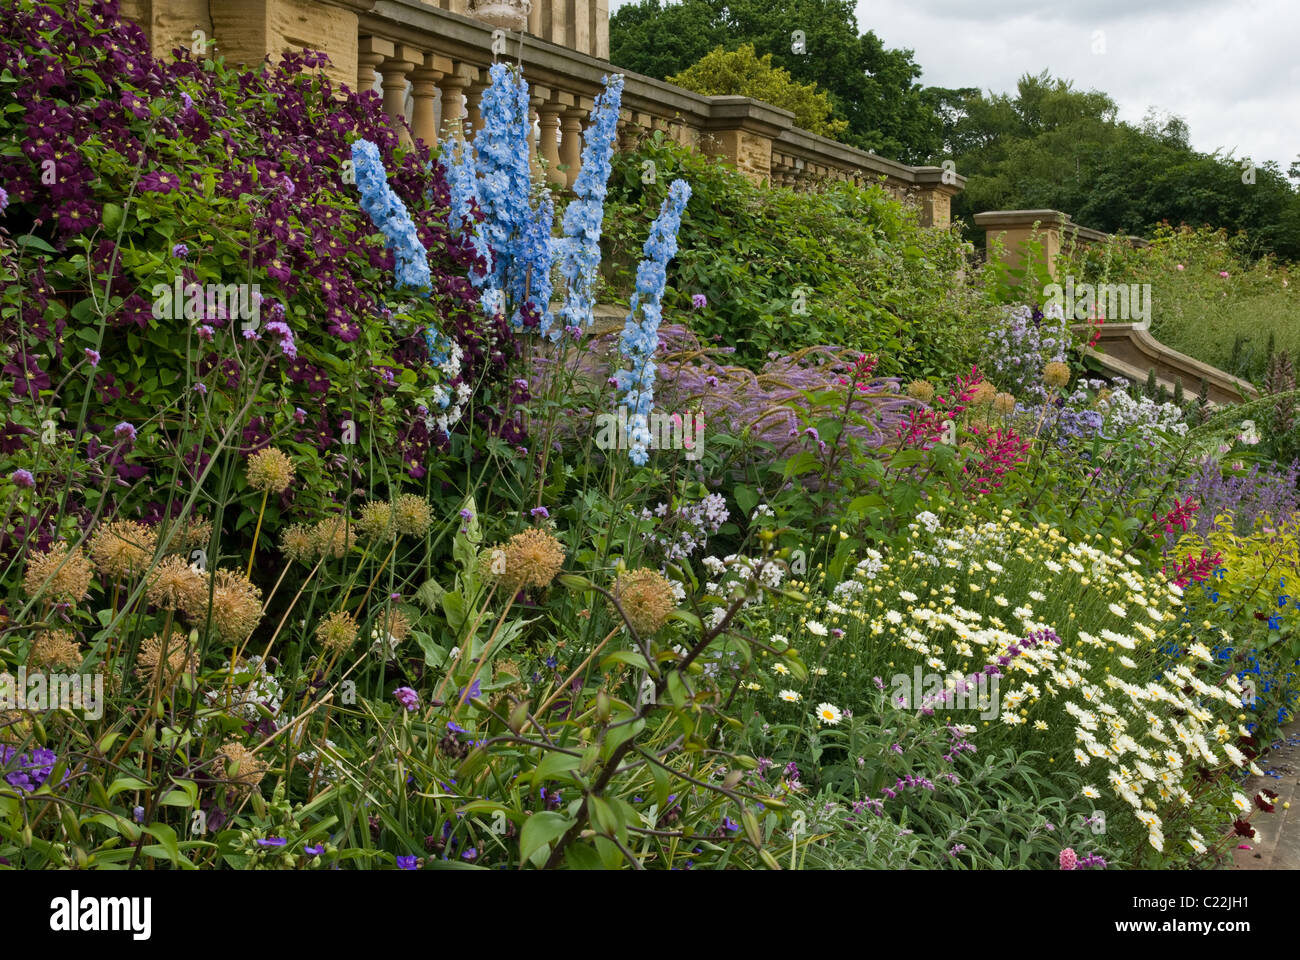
[1175,264,1185,271]
[1219,271,1230,278]
[1059,847,1078,870]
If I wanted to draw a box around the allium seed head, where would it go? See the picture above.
[500,529,566,591]
[23,543,94,603]
[610,568,678,636]
[392,493,433,538]
[89,520,158,579]
[246,447,295,494]
[1043,362,1071,390]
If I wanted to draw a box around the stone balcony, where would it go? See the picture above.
[119,0,964,226]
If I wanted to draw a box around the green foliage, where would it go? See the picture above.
[947,71,1300,261]
[610,0,943,162]
[667,44,847,140]
[598,133,998,381]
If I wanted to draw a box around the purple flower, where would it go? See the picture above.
[133,805,145,823]
[113,422,137,444]
[458,679,481,704]
[459,508,473,520]
[447,720,469,734]
[396,855,419,870]
[83,348,100,367]
[721,816,740,832]
[691,294,707,309]
[529,506,549,519]
[10,469,34,489]
[461,847,478,861]
[138,170,181,194]
[0,187,8,213]
[193,383,207,395]
[393,686,419,712]
[172,243,189,259]
[197,324,215,341]
[304,844,324,856]
[256,837,287,847]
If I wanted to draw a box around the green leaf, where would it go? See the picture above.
[519,811,574,867]
[599,649,649,672]
[102,202,124,233]
[414,577,446,610]
[107,776,152,798]
[532,751,583,785]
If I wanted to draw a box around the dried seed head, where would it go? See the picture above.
[89,520,158,579]
[317,610,359,653]
[906,380,935,402]
[610,568,677,637]
[23,542,94,603]
[279,524,316,565]
[31,629,83,669]
[355,500,396,542]
[1043,362,1071,390]
[183,568,263,643]
[311,514,355,559]
[214,740,267,796]
[970,381,997,407]
[135,628,196,685]
[146,554,207,610]
[246,447,295,494]
[992,392,1017,415]
[377,608,412,644]
[477,546,508,583]
[500,529,565,591]
[392,494,433,538]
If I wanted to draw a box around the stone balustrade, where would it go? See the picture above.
[119,0,964,226]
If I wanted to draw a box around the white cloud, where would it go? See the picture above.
[608,0,1298,172]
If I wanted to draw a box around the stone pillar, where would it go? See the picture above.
[559,98,591,189]
[528,87,548,181]
[438,66,474,140]
[537,92,573,189]
[357,47,385,95]
[410,55,449,151]
[971,210,1070,282]
[379,49,417,149]
[466,78,490,134]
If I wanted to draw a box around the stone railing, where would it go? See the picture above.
[120,0,964,226]
[973,209,1257,404]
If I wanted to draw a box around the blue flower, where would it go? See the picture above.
[614,179,692,464]
[351,139,432,294]
[555,75,624,337]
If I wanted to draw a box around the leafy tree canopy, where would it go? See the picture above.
[610,0,943,161]
[667,44,847,139]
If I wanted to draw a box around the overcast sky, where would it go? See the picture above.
[609,0,1298,173]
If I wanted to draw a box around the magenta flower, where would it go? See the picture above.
[139,170,181,193]
[83,348,100,367]
[393,686,419,712]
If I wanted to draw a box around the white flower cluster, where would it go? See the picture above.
[1097,389,1188,443]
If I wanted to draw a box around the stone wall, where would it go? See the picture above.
[118,0,964,226]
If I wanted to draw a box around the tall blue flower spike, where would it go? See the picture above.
[614,179,692,466]
[554,74,624,340]
[352,139,432,294]
[357,66,687,464]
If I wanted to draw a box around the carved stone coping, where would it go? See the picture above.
[1076,321,1258,406]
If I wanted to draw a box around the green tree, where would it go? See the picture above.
[610,0,943,161]
[667,44,847,139]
